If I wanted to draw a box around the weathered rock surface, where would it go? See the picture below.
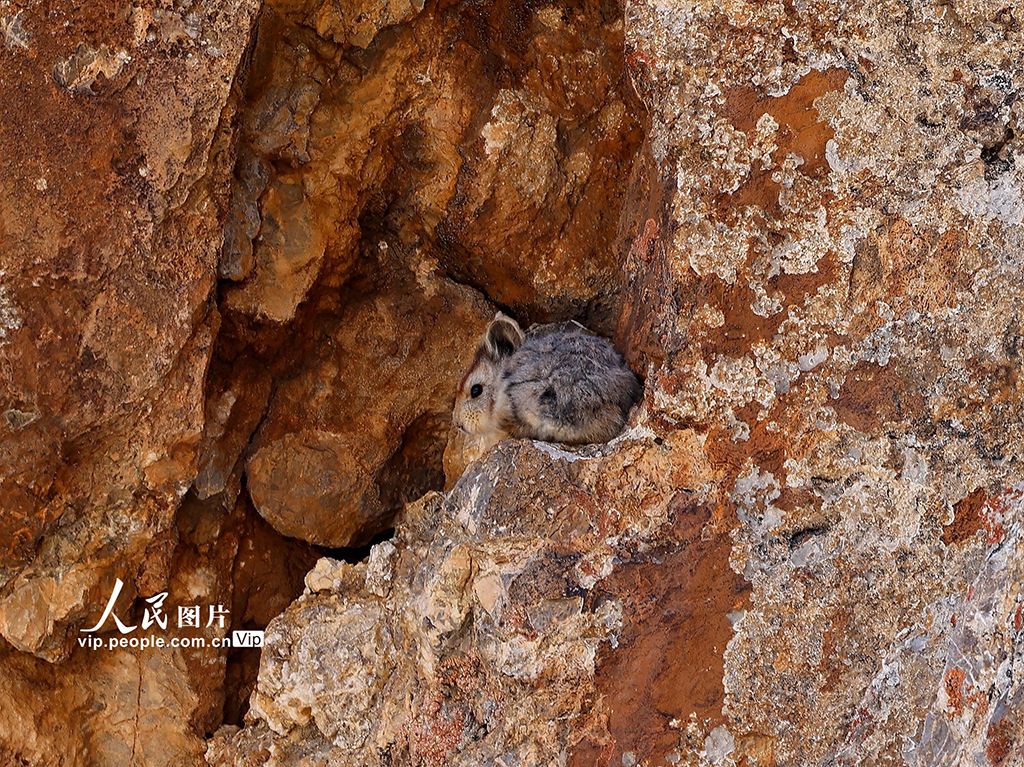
[0,493,317,766]
[0,0,259,660]
[1,0,644,761]
[3,0,1024,765]
[617,1,1024,762]
[219,0,642,326]
[244,247,493,546]
[213,1,1024,767]
[209,432,731,766]
[209,0,644,548]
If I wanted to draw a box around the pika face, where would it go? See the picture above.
[452,314,524,441]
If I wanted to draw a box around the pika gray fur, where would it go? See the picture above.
[453,313,642,445]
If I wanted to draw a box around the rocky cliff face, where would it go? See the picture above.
[1,0,1022,765]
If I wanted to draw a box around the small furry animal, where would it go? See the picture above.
[453,313,642,445]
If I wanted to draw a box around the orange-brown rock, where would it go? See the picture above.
[216,0,1024,765]
[0,0,259,662]
[0,492,317,765]
[3,0,1024,765]
[218,0,642,327]
[244,248,492,546]
[209,432,722,766]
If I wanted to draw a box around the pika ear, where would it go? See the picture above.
[483,313,524,359]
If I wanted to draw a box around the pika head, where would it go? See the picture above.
[453,313,525,441]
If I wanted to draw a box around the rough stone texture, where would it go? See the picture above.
[616,1,1024,764]
[0,493,318,766]
[213,1,1024,767]
[208,0,643,548]
[4,0,1024,765]
[0,0,259,660]
[218,0,642,327]
[209,432,727,766]
[1,0,643,762]
[244,246,493,546]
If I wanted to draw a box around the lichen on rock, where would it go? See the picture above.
[2,0,1023,764]
[209,431,723,765]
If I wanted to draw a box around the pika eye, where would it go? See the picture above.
[470,383,483,398]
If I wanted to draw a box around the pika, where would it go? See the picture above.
[453,313,642,446]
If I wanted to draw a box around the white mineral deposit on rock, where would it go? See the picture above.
[0,0,1022,765]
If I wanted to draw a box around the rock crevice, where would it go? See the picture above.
[2,0,1023,765]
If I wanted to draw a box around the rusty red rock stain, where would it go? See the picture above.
[942,488,988,546]
[986,719,1015,766]
[979,489,1022,546]
[713,68,849,218]
[632,218,660,264]
[945,667,966,717]
[833,361,925,434]
[568,499,749,766]
[409,696,469,766]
